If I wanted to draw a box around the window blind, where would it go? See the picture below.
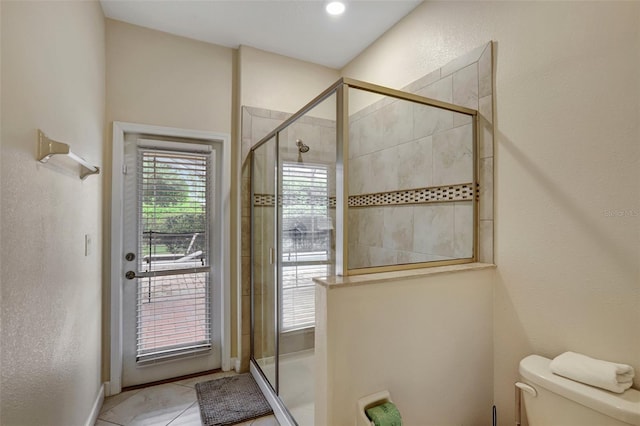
[281,163,331,331]
[136,149,212,361]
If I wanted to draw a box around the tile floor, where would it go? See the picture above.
[259,350,314,426]
[96,371,280,426]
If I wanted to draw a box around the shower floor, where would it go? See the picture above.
[259,349,315,426]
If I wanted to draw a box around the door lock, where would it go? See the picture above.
[125,271,136,280]
[125,252,135,261]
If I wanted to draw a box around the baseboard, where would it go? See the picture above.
[234,357,241,373]
[85,383,105,426]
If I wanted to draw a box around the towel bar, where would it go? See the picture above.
[37,129,100,179]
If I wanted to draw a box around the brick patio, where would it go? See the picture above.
[137,271,209,354]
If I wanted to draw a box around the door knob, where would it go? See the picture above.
[125,271,136,280]
[125,252,135,261]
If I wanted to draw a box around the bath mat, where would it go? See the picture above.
[195,373,273,426]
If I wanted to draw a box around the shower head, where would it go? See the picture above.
[296,139,310,153]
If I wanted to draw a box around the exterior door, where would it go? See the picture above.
[121,134,221,387]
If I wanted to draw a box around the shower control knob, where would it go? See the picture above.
[125,271,136,280]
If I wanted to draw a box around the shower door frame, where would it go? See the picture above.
[248,77,479,425]
[250,136,297,425]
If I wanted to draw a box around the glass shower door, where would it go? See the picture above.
[251,136,278,391]
[250,89,338,426]
[277,93,337,426]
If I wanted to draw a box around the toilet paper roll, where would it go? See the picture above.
[365,401,402,426]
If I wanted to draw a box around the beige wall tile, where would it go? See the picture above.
[368,246,398,267]
[413,204,455,257]
[478,43,493,98]
[413,101,454,138]
[480,158,494,221]
[241,255,251,296]
[453,63,479,111]
[383,206,414,252]
[348,243,370,270]
[478,95,494,159]
[380,99,415,148]
[397,136,433,190]
[432,124,474,185]
[454,201,474,258]
[358,208,384,248]
[479,220,493,264]
[415,74,453,103]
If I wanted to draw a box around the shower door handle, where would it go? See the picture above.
[269,247,275,265]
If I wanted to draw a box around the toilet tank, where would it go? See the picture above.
[519,355,640,426]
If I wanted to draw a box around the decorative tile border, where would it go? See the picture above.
[253,193,276,206]
[253,182,475,208]
[351,183,474,207]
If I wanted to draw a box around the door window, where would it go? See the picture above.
[136,149,213,362]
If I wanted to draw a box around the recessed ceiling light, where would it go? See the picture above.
[326,1,346,16]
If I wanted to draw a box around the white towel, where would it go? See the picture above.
[550,351,635,393]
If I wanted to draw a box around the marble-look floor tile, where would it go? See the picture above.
[95,420,122,426]
[174,370,239,388]
[101,388,143,414]
[166,402,201,426]
[165,401,280,426]
[287,402,314,426]
[99,383,196,426]
[250,415,280,426]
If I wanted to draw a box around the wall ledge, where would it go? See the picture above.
[313,262,495,288]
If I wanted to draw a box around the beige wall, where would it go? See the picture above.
[239,45,339,122]
[0,1,105,424]
[106,19,233,132]
[104,19,235,376]
[343,2,640,424]
[316,267,494,425]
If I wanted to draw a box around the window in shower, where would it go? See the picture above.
[281,162,330,331]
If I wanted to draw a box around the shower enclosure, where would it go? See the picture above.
[250,78,478,425]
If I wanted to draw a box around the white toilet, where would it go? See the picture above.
[518,355,640,426]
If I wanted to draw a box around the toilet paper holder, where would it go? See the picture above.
[357,390,393,426]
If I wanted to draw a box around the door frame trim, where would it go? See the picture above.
[110,121,231,395]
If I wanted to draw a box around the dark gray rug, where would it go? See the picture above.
[195,373,273,426]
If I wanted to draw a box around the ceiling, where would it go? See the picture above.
[100,0,423,69]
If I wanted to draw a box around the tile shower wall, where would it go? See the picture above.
[347,42,494,269]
